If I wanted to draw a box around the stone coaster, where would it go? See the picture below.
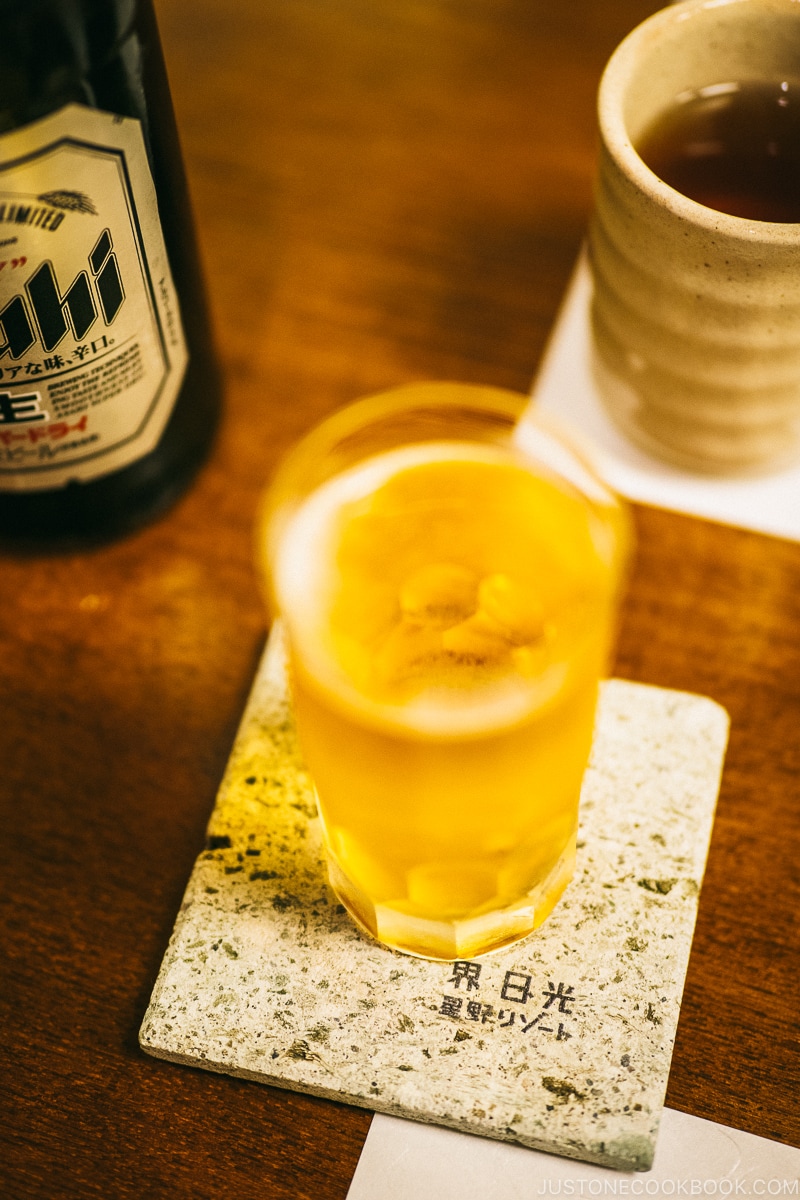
[140,628,729,1172]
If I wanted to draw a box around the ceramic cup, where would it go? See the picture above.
[589,0,800,474]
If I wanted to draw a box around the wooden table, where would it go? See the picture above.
[2,1,798,1196]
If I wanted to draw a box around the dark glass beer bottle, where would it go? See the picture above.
[0,0,220,545]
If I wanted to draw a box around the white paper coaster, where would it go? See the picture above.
[140,628,728,1172]
[529,250,800,542]
[347,1108,800,1200]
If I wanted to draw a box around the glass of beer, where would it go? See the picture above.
[259,383,630,960]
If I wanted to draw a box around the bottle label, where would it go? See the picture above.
[0,104,188,490]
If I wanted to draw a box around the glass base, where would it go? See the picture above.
[327,836,577,961]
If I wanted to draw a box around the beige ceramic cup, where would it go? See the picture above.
[589,0,800,474]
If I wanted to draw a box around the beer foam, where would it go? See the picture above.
[273,441,589,739]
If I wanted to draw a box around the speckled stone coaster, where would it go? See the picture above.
[140,628,729,1172]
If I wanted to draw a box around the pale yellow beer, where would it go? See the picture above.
[262,385,629,960]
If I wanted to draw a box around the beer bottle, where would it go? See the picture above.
[0,0,220,545]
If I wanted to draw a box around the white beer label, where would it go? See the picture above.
[0,104,188,490]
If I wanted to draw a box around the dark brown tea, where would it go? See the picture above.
[636,80,800,222]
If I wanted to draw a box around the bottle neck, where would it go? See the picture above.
[0,0,146,134]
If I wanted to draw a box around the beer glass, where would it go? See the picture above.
[260,383,630,960]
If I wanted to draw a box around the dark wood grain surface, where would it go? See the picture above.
[1,2,798,1197]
